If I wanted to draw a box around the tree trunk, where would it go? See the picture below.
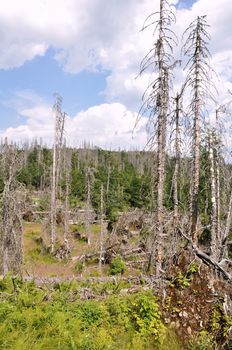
[99,184,104,273]
[173,93,181,219]
[209,131,218,259]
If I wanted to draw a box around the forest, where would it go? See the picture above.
[0,0,232,349]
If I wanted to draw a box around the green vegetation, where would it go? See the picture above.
[109,256,126,275]
[187,331,216,350]
[170,262,199,290]
[210,302,232,339]
[0,277,185,350]
[0,276,228,350]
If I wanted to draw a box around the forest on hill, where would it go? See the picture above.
[0,0,232,349]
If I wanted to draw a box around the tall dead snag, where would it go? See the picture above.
[172,92,183,219]
[99,183,105,273]
[182,16,215,241]
[0,144,23,275]
[208,130,218,259]
[50,94,66,253]
[85,167,93,245]
[140,0,177,275]
[215,100,232,260]
[63,147,71,256]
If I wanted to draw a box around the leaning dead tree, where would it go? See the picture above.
[139,0,177,275]
[0,143,24,275]
[182,15,216,241]
[50,94,66,253]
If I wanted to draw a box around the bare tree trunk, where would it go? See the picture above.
[51,129,57,253]
[99,183,104,273]
[209,131,218,259]
[50,94,66,253]
[215,150,221,241]
[173,93,181,219]
[155,63,169,276]
[85,167,92,246]
[64,149,71,253]
[190,82,201,241]
[0,145,24,276]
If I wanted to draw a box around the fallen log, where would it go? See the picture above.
[179,229,232,284]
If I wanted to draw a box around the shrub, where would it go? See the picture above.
[74,260,84,273]
[109,256,126,275]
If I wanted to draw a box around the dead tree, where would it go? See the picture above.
[215,99,232,260]
[85,167,94,245]
[50,94,66,253]
[208,130,218,259]
[182,15,216,241]
[63,147,71,255]
[172,91,184,219]
[139,0,177,275]
[99,183,105,272]
[0,144,24,275]
[106,163,111,197]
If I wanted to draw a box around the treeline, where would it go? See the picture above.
[15,146,153,221]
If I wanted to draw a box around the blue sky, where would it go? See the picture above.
[0,0,231,149]
[0,48,108,129]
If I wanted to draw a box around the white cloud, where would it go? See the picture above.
[0,0,231,148]
[0,0,177,110]
[68,103,147,149]
[0,98,147,150]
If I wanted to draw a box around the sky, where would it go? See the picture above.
[0,0,231,149]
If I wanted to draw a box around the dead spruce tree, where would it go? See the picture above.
[215,99,232,261]
[172,90,185,220]
[0,143,24,275]
[54,146,72,261]
[140,0,177,275]
[50,94,66,253]
[99,183,105,273]
[208,129,218,259]
[64,149,71,254]
[182,15,216,242]
[85,167,94,245]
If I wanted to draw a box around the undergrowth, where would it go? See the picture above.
[0,275,184,350]
[0,276,228,350]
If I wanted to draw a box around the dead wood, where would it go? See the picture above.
[179,229,232,284]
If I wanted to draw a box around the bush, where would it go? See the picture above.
[188,331,216,350]
[109,256,126,275]
[74,260,84,273]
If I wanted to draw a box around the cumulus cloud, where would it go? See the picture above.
[0,0,231,148]
[0,0,177,109]
[0,97,147,150]
[68,103,147,149]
